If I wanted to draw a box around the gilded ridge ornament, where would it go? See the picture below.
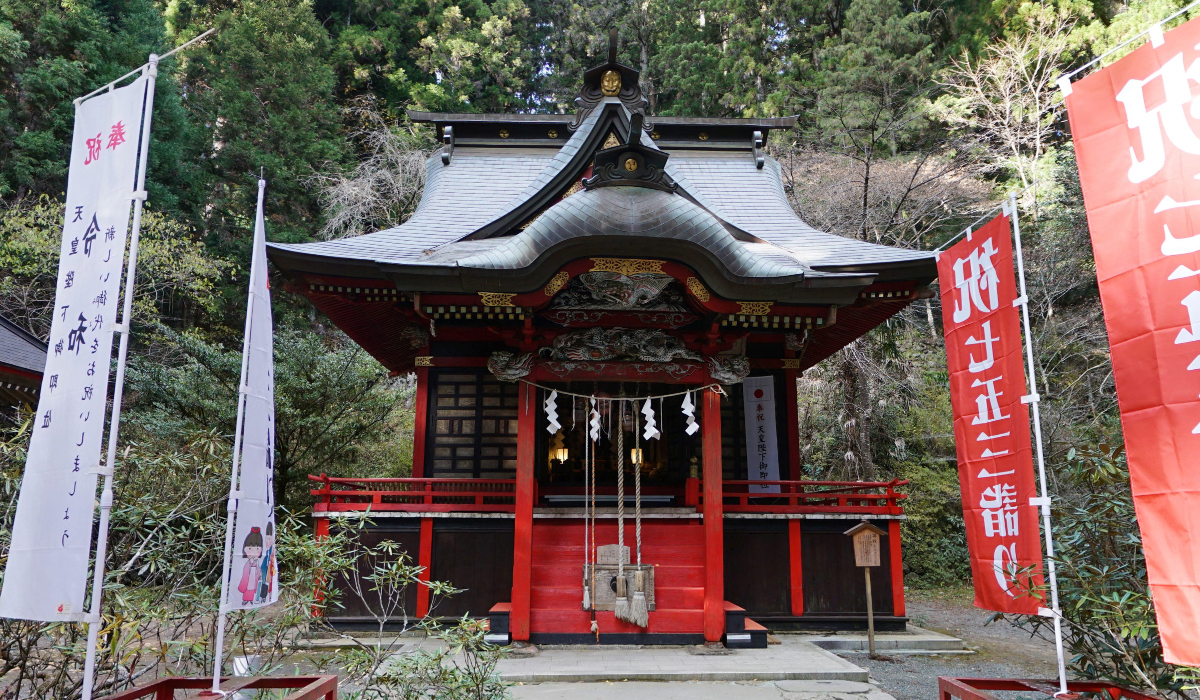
[737,301,773,316]
[601,70,622,96]
[479,292,517,307]
[584,113,676,193]
[685,277,710,302]
[591,258,665,276]
[544,271,570,297]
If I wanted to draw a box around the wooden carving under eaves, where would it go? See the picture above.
[583,113,676,193]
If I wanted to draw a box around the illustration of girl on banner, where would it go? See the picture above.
[236,527,264,605]
[258,522,276,603]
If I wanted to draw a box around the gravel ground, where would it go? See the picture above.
[842,587,1061,700]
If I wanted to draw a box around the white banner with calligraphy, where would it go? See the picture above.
[221,180,279,610]
[743,376,780,494]
[0,76,149,621]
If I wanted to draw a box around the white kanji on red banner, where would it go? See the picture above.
[939,215,1044,614]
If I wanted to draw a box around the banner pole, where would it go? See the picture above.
[79,54,158,700]
[209,178,266,693]
[1007,194,1069,696]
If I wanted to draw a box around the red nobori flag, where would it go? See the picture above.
[1065,16,1200,665]
[938,213,1045,614]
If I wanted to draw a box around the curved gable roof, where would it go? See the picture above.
[267,101,935,288]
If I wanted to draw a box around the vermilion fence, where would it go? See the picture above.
[310,474,905,515]
[310,474,521,513]
[686,478,907,515]
[938,677,1159,700]
[101,675,338,700]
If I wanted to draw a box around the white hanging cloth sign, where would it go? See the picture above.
[545,390,560,433]
[641,399,659,440]
[0,76,150,621]
[589,398,601,441]
[742,376,780,494]
[221,180,279,610]
[681,391,700,436]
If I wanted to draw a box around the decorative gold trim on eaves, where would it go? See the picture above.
[781,358,801,369]
[544,271,570,297]
[737,301,773,316]
[414,356,434,367]
[685,277,710,302]
[478,292,517,307]
[590,258,665,276]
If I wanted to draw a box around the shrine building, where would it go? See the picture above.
[267,36,935,646]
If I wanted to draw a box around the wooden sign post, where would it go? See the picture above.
[844,520,887,658]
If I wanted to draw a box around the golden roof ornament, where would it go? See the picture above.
[601,70,622,96]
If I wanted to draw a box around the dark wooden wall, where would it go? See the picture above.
[723,519,792,616]
[430,520,515,618]
[328,522,421,621]
[801,520,893,615]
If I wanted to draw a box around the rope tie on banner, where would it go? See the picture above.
[933,182,1039,253]
[1057,0,1200,87]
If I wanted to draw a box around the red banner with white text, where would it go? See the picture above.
[938,214,1045,614]
[1065,16,1200,665]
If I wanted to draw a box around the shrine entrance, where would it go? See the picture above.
[281,30,931,642]
[535,382,699,506]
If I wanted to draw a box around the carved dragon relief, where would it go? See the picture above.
[487,329,749,385]
[548,271,689,312]
[542,327,701,363]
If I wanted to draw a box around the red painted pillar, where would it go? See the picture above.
[511,381,536,641]
[888,519,905,617]
[784,368,801,480]
[312,517,331,617]
[701,387,725,642]
[412,365,430,478]
[416,517,434,617]
[788,519,804,616]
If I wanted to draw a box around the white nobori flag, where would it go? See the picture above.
[221,179,279,610]
[0,76,149,621]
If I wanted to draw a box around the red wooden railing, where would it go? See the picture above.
[938,677,1158,700]
[310,474,522,513]
[685,478,907,515]
[310,475,903,515]
[101,675,338,700]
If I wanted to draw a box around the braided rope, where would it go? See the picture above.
[589,408,597,604]
[583,399,590,604]
[616,401,625,580]
[520,380,723,401]
[634,401,642,568]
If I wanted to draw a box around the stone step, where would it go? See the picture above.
[797,625,967,653]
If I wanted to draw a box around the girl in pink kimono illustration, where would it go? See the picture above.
[236,527,264,605]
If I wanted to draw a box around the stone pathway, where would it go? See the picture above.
[495,637,868,683]
[511,678,896,700]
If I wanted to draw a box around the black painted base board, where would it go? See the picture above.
[529,632,707,646]
[755,615,908,632]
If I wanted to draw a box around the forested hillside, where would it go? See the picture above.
[1,0,1196,695]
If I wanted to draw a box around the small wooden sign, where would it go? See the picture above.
[844,521,887,568]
